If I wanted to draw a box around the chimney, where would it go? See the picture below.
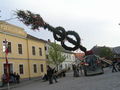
[48,39,51,43]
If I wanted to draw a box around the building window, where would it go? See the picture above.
[3,41,11,53]
[8,42,12,53]
[39,48,42,56]
[46,55,48,59]
[3,63,13,74]
[45,46,47,51]
[65,64,67,69]
[67,54,69,58]
[40,64,44,72]
[3,41,6,52]
[19,64,24,74]
[33,64,37,73]
[59,64,63,70]
[18,44,22,54]
[32,46,35,55]
[69,55,71,59]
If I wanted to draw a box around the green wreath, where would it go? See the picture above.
[66,31,80,46]
[61,31,80,51]
[53,27,66,41]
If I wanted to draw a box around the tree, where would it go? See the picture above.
[48,42,66,71]
[99,47,114,60]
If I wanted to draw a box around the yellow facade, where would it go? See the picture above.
[0,21,47,81]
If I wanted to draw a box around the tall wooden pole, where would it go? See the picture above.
[5,39,10,90]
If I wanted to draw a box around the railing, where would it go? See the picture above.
[100,58,112,65]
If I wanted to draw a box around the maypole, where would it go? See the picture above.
[4,39,10,90]
[15,10,87,52]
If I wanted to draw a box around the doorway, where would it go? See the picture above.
[3,63,13,74]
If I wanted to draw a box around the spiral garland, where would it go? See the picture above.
[53,27,66,41]
[16,10,87,52]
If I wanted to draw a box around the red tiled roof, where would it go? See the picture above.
[74,53,85,60]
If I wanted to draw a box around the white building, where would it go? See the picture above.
[45,40,76,70]
[59,50,75,70]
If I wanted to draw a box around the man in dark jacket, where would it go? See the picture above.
[47,65,53,84]
[16,73,20,83]
[52,68,58,83]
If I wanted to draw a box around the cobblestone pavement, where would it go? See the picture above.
[2,68,120,90]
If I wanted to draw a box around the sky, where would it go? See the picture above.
[1,0,120,51]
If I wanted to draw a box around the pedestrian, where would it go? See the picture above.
[116,58,120,71]
[53,68,58,83]
[72,64,79,77]
[42,74,48,81]
[13,72,17,83]
[76,65,80,77]
[10,72,14,83]
[1,73,7,86]
[79,64,83,75]
[72,64,76,77]
[16,73,20,83]
[112,60,118,72]
[47,65,53,84]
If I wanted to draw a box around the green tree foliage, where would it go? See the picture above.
[99,47,114,60]
[48,42,66,70]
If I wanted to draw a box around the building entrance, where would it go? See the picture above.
[3,63,13,74]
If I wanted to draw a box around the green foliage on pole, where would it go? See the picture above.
[16,10,87,52]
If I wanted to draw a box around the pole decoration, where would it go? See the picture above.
[16,10,86,52]
[53,27,66,41]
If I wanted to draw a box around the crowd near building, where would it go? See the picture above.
[0,21,76,83]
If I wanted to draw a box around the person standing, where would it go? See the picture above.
[52,68,58,83]
[13,72,17,83]
[72,64,76,77]
[10,72,14,83]
[1,73,7,86]
[47,65,53,84]
[16,73,20,83]
[79,64,83,75]
[42,74,48,81]
[112,60,118,72]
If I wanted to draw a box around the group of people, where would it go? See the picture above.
[43,65,58,84]
[1,72,20,86]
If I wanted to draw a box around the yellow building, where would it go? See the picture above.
[0,21,47,81]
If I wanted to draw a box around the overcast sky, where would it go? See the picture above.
[1,0,120,50]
